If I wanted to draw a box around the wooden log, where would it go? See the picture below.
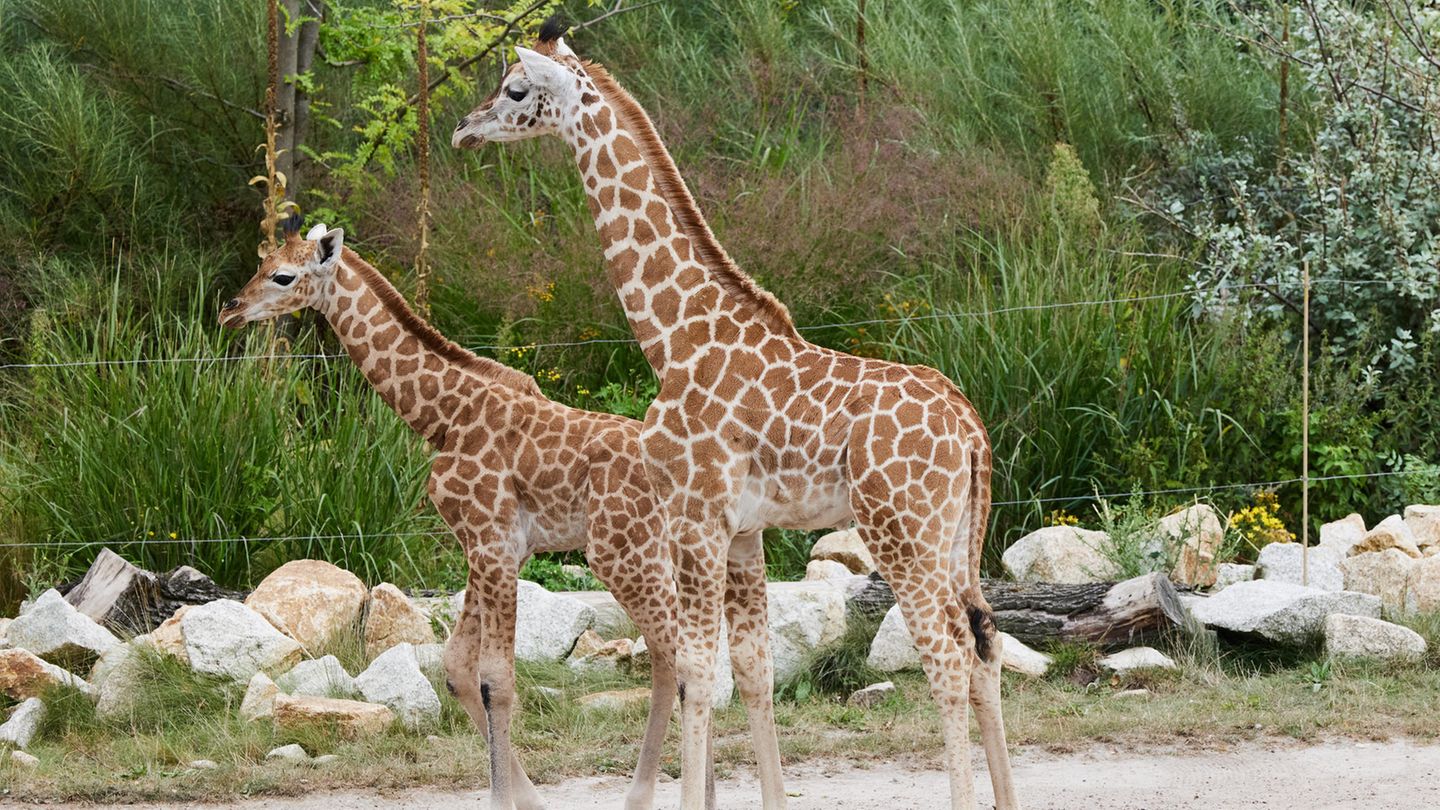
[61,550,246,634]
[844,572,1187,648]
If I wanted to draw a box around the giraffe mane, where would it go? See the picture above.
[581,60,800,339]
[339,248,545,398]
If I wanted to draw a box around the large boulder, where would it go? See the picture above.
[245,560,368,652]
[809,528,876,575]
[1001,526,1118,584]
[364,583,436,657]
[1318,514,1368,556]
[148,606,192,664]
[353,643,441,730]
[0,617,11,646]
[513,581,596,663]
[803,559,857,583]
[1405,555,1440,614]
[1351,515,1423,559]
[1148,504,1224,587]
[272,694,394,740]
[1324,614,1426,662]
[1257,543,1344,591]
[180,599,303,681]
[1339,549,1417,613]
[0,697,45,750]
[276,655,357,699]
[866,604,1050,677]
[766,582,848,685]
[1187,580,1381,644]
[0,648,91,699]
[90,639,151,720]
[6,589,120,668]
[1212,563,1256,592]
[1406,505,1440,550]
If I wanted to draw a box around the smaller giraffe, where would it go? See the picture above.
[220,215,698,810]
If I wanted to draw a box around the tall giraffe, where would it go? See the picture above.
[453,24,1019,810]
[220,215,704,810]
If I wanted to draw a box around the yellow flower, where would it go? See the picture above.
[168,532,178,540]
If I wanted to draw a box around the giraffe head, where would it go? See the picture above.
[452,18,583,149]
[219,214,344,329]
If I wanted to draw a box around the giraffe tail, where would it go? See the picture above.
[954,445,997,663]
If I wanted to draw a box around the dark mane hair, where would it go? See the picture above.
[339,248,545,398]
[281,212,304,236]
[537,14,567,45]
[580,60,799,338]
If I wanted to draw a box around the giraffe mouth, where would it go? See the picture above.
[220,311,249,330]
[453,131,484,150]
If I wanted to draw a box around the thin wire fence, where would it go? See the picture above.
[0,277,1402,372]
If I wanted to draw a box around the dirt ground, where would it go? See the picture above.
[70,739,1439,809]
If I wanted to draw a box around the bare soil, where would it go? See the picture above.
[69,739,1440,809]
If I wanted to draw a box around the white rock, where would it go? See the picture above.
[847,681,896,707]
[0,697,46,749]
[1212,563,1256,591]
[1318,514,1368,555]
[1099,647,1177,673]
[313,754,340,766]
[803,559,856,582]
[712,623,734,708]
[414,643,445,677]
[568,637,634,675]
[1324,614,1427,662]
[265,743,310,762]
[273,694,394,739]
[1149,504,1226,586]
[276,655,356,699]
[1339,549,1417,614]
[0,648,93,700]
[1187,580,1381,644]
[809,528,876,574]
[866,605,1050,677]
[1002,526,1118,584]
[91,639,150,720]
[577,688,649,712]
[181,600,303,682]
[766,583,848,686]
[245,560,369,652]
[240,672,279,722]
[998,633,1052,677]
[1258,543,1344,591]
[188,759,218,770]
[1406,555,1440,614]
[1405,505,1440,549]
[6,589,120,667]
[1351,515,1423,558]
[511,581,597,663]
[363,583,436,658]
[9,749,39,768]
[353,643,441,730]
[0,617,10,646]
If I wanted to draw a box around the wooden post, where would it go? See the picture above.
[260,0,283,257]
[414,0,433,317]
[1301,259,1311,586]
[856,0,868,104]
[1278,4,1290,172]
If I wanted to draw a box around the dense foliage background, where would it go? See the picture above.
[1,0,1437,608]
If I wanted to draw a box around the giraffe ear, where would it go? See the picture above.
[514,46,568,92]
[553,37,575,58]
[305,223,328,241]
[314,227,344,270]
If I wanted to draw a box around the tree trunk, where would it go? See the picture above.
[846,572,1189,649]
[277,1,322,200]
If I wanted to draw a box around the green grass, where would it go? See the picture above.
[5,633,1437,803]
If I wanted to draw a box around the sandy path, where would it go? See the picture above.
[75,739,1440,809]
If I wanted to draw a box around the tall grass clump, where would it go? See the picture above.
[0,253,457,591]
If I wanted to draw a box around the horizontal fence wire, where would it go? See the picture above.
[2,467,1435,550]
[0,278,1405,372]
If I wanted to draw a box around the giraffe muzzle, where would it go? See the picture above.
[452,115,487,149]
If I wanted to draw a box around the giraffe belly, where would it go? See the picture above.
[731,475,852,535]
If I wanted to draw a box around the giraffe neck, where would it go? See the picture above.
[320,249,542,447]
[561,61,800,373]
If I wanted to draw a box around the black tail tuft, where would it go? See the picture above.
[967,605,995,662]
[538,14,567,44]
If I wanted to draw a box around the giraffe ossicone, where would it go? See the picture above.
[221,213,715,810]
[456,22,1021,810]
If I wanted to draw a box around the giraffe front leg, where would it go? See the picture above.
[724,530,787,809]
[670,521,728,810]
[442,544,541,810]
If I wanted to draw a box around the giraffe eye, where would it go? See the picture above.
[506,87,528,102]
[272,273,296,287]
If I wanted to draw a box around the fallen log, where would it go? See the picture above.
[61,548,246,635]
[846,572,1188,648]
